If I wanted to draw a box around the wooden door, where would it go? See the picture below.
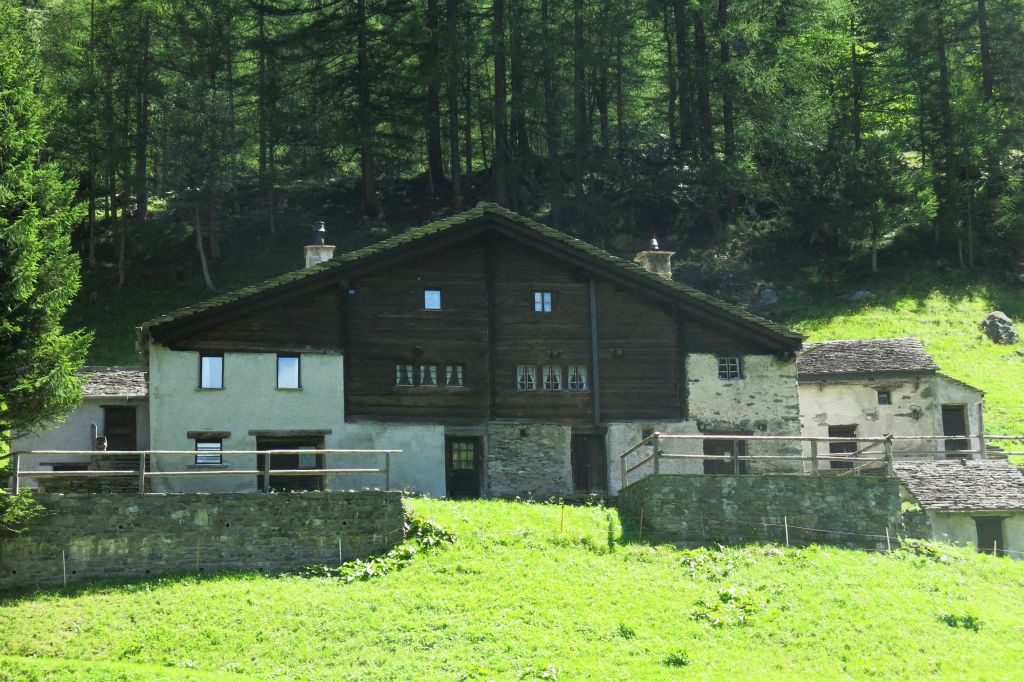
[942,405,970,455]
[445,437,481,499]
[571,434,607,494]
[257,439,323,491]
[828,425,857,470]
[102,406,137,451]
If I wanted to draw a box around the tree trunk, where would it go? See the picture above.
[426,0,446,191]
[665,7,676,146]
[850,17,862,151]
[134,12,150,222]
[465,62,474,177]
[718,0,734,162]
[357,0,384,219]
[194,198,216,292]
[492,0,509,206]
[934,0,956,244]
[693,10,712,158]
[447,0,462,208]
[541,0,561,224]
[573,0,587,193]
[510,0,528,153]
[673,0,690,156]
[977,0,994,102]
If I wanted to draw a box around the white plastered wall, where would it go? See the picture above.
[798,374,984,459]
[147,344,445,496]
[11,398,150,487]
[606,353,802,493]
[928,512,1024,560]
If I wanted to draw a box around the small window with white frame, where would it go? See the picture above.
[199,354,224,389]
[542,365,563,390]
[567,365,589,391]
[420,364,439,386]
[516,365,537,391]
[446,364,464,386]
[534,291,553,312]
[424,289,443,310]
[277,354,300,389]
[395,363,415,386]
[195,439,223,465]
[717,356,742,380]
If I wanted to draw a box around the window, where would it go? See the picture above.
[450,440,476,470]
[395,363,415,386]
[877,390,892,405]
[420,364,439,386]
[568,365,589,391]
[446,364,464,386]
[717,356,742,380]
[703,436,750,474]
[195,440,223,466]
[516,365,537,391]
[277,354,300,389]
[424,289,443,310]
[297,448,318,469]
[200,354,224,389]
[828,425,858,470]
[543,365,563,390]
[534,291,553,312]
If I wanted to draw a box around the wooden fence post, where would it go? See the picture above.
[11,452,20,494]
[731,445,740,475]
[384,451,391,491]
[883,436,894,477]
[262,453,271,493]
[621,453,628,489]
[810,441,819,475]
[652,433,661,476]
[137,452,146,494]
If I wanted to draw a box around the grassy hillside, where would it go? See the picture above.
[2,498,1023,681]
[771,266,1024,438]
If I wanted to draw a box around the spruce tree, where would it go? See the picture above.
[0,4,90,440]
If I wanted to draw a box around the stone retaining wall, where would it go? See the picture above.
[0,491,403,590]
[618,475,901,550]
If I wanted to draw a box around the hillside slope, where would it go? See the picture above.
[1,499,1023,681]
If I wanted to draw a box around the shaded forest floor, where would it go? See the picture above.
[67,183,1024,436]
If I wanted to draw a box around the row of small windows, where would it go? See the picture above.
[516,365,589,391]
[423,289,555,312]
[199,354,300,390]
[395,363,464,386]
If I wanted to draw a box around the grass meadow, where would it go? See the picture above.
[2,498,1023,681]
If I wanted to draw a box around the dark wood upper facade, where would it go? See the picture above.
[147,212,800,426]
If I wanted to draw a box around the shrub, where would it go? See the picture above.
[690,585,781,627]
[938,612,982,632]
[0,490,48,535]
[664,650,691,667]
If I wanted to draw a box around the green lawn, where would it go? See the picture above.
[2,498,1023,680]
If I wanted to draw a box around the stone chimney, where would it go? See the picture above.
[633,237,674,279]
[304,221,336,268]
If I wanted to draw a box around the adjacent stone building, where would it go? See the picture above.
[895,460,1024,558]
[797,338,985,465]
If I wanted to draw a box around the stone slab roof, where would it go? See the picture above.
[139,203,802,347]
[894,460,1024,512]
[80,367,148,398]
[797,337,939,377]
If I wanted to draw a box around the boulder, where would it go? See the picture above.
[980,311,1019,345]
[848,290,876,302]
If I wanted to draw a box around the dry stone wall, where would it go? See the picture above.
[0,491,403,590]
[485,423,572,499]
[618,475,901,550]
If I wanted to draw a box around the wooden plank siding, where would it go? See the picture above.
[344,238,491,423]
[491,236,594,423]
[167,290,344,354]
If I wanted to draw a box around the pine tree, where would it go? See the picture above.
[0,5,91,439]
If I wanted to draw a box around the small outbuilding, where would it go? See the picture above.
[797,337,985,465]
[895,459,1024,558]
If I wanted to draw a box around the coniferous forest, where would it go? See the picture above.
[7,0,1024,290]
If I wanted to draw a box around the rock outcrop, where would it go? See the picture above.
[980,311,1019,345]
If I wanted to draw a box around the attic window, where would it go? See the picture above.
[534,291,553,312]
[717,356,742,380]
[199,354,224,389]
[877,390,892,405]
[424,289,442,310]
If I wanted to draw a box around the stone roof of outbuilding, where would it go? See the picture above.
[894,460,1024,512]
[80,367,148,398]
[138,203,802,346]
[796,337,939,377]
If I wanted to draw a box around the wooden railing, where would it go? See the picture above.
[7,449,401,494]
[619,433,895,489]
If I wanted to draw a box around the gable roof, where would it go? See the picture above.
[894,460,1024,512]
[80,367,148,398]
[139,203,802,348]
[797,337,939,378]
